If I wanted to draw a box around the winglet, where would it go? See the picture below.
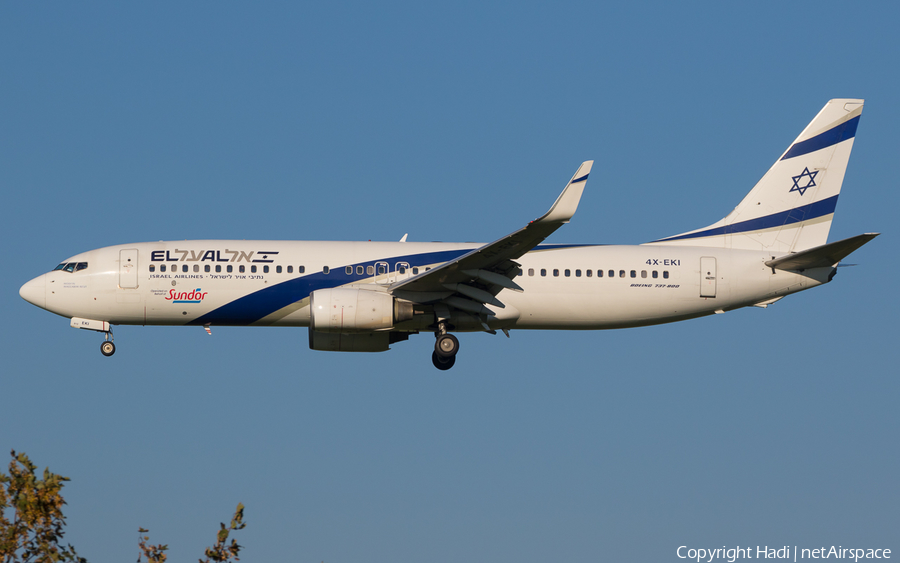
[536,161,593,224]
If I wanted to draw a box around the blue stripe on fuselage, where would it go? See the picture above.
[189,244,598,325]
[189,248,468,325]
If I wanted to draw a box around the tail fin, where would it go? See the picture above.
[652,99,863,252]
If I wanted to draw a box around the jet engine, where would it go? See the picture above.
[308,288,415,352]
[309,288,413,332]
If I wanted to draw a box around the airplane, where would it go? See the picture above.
[19,99,878,370]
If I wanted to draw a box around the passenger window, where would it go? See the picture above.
[204,265,210,273]
[619,270,625,278]
[663,271,669,279]
[398,266,406,274]
[597,269,603,278]
[160,264,166,272]
[227,265,233,273]
[541,269,547,277]
[251,265,257,273]
[641,270,647,278]
[586,269,592,277]
[377,265,386,274]
[564,269,570,277]
[216,265,222,273]
[239,265,245,273]
[276,265,282,274]
[323,266,330,274]
[367,265,374,275]
[287,265,293,273]
[575,269,581,277]
[346,266,352,275]
[149,264,155,272]
[528,268,534,276]
[357,266,364,275]
[652,271,658,279]
[553,269,559,277]
[299,266,305,273]
[192,265,198,273]
[263,265,269,273]
[412,267,419,275]
[609,270,615,278]
[182,265,188,273]
[630,270,636,278]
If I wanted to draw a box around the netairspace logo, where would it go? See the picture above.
[676,546,891,563]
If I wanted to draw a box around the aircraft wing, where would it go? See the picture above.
[765,233,879,271]
[390,161,593,317]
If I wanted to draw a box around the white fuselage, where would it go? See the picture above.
[22,240,832,332]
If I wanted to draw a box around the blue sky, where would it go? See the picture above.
[2,2,898,562]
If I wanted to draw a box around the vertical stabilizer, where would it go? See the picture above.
[651,99,863,252]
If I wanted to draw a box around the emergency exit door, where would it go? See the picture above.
[700,256,716,298]
[119,249,139,289]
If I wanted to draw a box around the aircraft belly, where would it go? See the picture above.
[506,287,709,330]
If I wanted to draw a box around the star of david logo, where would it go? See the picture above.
[790,167,818,196]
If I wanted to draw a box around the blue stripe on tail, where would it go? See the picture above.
[781,116,859,160]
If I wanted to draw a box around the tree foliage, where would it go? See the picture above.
[0,450,85,563]
[136,504,245,563]
[200,504,245,563]
[1,452,246,563]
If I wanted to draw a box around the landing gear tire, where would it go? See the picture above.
[434,333,459,358]
[100,341,116,357]
[432,351,456,371]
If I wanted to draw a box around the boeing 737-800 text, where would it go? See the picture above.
[20,99,878,369]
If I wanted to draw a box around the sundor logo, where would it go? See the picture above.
[166,288,208,303]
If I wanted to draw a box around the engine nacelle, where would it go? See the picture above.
[309,288,413,333]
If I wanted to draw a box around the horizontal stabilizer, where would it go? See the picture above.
[765,233,879,271]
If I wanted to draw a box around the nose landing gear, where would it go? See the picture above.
[100,340,116,356]
[100,330,115,357]
[70,318,117,357]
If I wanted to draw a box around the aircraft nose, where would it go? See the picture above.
[20,275,46,309]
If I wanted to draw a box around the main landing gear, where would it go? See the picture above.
[432,324,459,371]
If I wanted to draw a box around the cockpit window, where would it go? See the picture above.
[54,262,88,273]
